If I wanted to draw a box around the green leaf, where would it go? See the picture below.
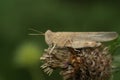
[108,37,120,55]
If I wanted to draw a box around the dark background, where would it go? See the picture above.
[0,0,120,80]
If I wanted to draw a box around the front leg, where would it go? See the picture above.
[49,44,56,55]
[48,44,57,64]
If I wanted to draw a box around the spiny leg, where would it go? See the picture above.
[48,44,53,51]
[68,40,80,53]
[49,44,56,63]
[49,44,56,54]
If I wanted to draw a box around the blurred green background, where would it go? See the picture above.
[0,0,120,80]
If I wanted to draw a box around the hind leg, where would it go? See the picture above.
[69,40,80,52]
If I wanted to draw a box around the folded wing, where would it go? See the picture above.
[72,32,118,42]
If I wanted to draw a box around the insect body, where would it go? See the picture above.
[44,30,118,49]
[29,29,118,54]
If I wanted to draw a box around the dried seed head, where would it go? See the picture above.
[40,45,112,80]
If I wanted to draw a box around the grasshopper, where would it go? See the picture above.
[29,29,118,54]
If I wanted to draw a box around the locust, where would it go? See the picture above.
[29,29,118,54]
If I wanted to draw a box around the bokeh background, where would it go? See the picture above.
[0,0,120,80]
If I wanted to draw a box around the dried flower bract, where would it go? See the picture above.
[40,45,112,80]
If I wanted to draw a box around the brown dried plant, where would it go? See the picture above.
[40,45,112,80]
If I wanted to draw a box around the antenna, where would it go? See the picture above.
[28,34,44,35]
[28,28,45,35]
